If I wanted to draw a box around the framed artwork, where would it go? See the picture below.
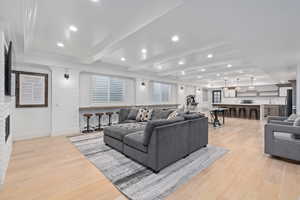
[14,71,48,108]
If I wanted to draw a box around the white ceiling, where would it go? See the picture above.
[0,0,299,87]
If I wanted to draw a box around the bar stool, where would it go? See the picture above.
[115,111,120,124]
[229,107,237,117]
[238,107,247,118]
[106,112,114,126]
[95,112,104,131]
[82,113,93,133]
[249,108,259,120]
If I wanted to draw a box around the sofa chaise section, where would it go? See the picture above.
[103,122,146,152]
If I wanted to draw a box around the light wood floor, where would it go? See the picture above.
[0,118,300,200]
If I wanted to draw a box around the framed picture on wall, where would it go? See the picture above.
[14,71,48,108]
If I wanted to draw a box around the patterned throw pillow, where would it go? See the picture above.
[167,110,178,120]
[136,108,153,122]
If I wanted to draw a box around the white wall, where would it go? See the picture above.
[12,63,203,140]
[11,65,52,140]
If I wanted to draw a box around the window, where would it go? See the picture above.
[151,82,172,103]
[90,75,124,104]
[212,90,222,103]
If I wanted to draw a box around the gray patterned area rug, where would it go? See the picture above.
[69,133,228,200]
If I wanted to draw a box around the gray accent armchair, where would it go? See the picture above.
[265,123,300,162]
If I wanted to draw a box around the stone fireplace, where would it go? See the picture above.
[0,30,13,186]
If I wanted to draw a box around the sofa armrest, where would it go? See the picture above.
[268,120,294,126]
[148,121,189,171]
[265,124,300,135]
[267,116,287,123]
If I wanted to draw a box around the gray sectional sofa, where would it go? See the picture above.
[104,108,208,172]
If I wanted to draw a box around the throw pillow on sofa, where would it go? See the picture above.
[127,108,139,120]
[285,114,298,122]
[136,108,153,122]
[167,110,178,120]
[151,109,173,120]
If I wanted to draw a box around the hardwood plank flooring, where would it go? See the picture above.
[1,118,300,200]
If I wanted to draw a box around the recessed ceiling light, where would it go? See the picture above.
[207,54,213,58]
[171,35,179,42]
[69,25,78,32]
[90,0,99,2]
[197,75,202,79]
[201,68,206,72]
[156,65,162,70]
[57,42,64,47]
[216,73,220,77]
[239,70,243,74]
[227,64,232,68]
[181,70,185,75]
[121,57,126,61]
[178,60,184,65]
[141,48,147,54]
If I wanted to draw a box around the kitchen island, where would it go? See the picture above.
[212,103,286,120]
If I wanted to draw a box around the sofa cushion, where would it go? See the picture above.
[274,132,300,142]
[124,131,148,153]
[127,108,139,120]
[286,114,299,122]
[182,113,203,120]
[143,117,185,146]
[121,119,138,123]
[118,108,131,122]
[151,109,173,120]
[104,123,146,141]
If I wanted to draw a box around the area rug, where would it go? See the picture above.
[69,133,228,200]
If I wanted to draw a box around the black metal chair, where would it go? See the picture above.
[82,113,93,133]
[106,112,114,126]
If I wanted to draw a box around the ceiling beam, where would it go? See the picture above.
[82,1,184,64]
[128,41,229,71]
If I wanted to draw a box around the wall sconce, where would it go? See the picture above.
[64,69,70,80]
[141,82,146,87]
[180,86,184,90]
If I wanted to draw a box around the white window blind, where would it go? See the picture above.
[152,82,172,103]
[90,75,124,104]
